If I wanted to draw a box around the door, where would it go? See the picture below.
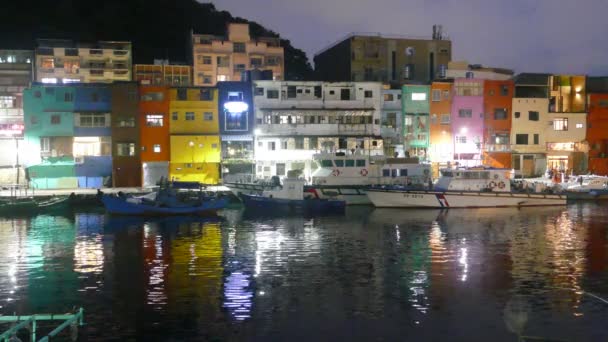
[522,156,534,177]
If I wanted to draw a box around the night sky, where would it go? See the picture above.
[212,0,608,75]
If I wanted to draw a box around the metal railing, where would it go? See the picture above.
[0,308,84,342]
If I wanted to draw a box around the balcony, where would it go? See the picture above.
[257,123,377,137]
[485,144,511,152]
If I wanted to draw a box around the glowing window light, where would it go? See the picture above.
[224,101,248,113]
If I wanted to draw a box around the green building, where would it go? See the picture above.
[402,85,430,160]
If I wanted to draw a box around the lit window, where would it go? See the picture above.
[217,75,228,82]
[79,113,107,127]
[153,144,161,153]
[116,143,136,156]
[431,90,441,101]
[146,114,164,127]
[576,123,583,128]
[553,118,568,131]
[41,78,57,84]
[117,117,135,127]
[141,92,164,101]
[412,93,426,101]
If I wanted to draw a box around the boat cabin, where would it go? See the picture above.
[435,168,512,192]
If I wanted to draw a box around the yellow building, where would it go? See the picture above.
[191,23,284,86]
[169,87,221,184]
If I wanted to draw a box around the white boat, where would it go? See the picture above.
[225,152,432,205]
[366,167,566,208]
[563,175,608,200]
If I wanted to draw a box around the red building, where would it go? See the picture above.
[483,80,514,168]
[139,86,170,186]
[587,93,608,175]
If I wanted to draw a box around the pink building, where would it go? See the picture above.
[451,78,485,166]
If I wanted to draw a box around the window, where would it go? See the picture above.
[494,108,507,120]
[267,90,279,99]
[79,113,107,127]
[116,143,135,156]
[334,160,344,167]
[516,134,528,145]
[233,42,246,53]
[440,114,451,124]
[599,100,608,108]
[295,137,304,149]
[553,118,568,131]
[64,92,73,102]
[488,90,495,96]
[266,56,279,66]
[202,56,212,64]
[51,115,61,125]
[146,114,163,127]
[340,89,350,100]
[458,109,472,118]
[321,160,333,167]
[492,134,509,145]
[412,93,426,101]
[234,64,246,73]
[250,58,262,67]
[443,90,449,99]
[255,87,264,96]
[30,116,38,125]
[364,90,373,98]
[204,112,213,121]
[141,92,164,101]
[314,86,322,98]
[281,140,288,149]
[287,86,297,98]
[177,88,187,100]
[576,123,583,128]
[268,142,276,150]
[200,88,213,101]
[185,112,195,121]
[117,117,135,127]
[40,57,54,69]
[514,112,520,118]
[456,136,467,144]
[533,134,539,145]
[356,160,366,167]
[171,112,178,121]
[153,144,161,153]
[500,85,509,96]
[40,137,50,152]
[383,94,394,101]
[432,89,441,101]
[528,111,539,121]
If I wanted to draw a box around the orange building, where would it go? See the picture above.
[483,80,514,168]
[587,93,608,175]
[429,81,453,176]
[139,86,170,186]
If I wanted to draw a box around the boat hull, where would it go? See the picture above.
[225,182,371,205]
[366,189,566,208]
[566,190,608,201]
[101,195,228,216]
[240,194,345,214]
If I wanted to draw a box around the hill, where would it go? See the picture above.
[0,0,313,80]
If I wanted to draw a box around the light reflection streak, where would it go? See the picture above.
[223,271,253,321]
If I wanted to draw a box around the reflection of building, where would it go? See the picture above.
[429,81,453,175]
[168,87,220,184]
[35,39,132,84]
[190,23,284,86]
[451,78,484,166]
[402,85,430,160]
[483,80,514,168]
[314,27,451,84]
[133,61,191,87]
[139,86,170,186]
[218,82,255,181]
[252,81,383,179]
[0,50,32,183]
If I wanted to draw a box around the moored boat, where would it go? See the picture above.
[0,195,71,214]
[562,175,608,200]
[366,167,566,208]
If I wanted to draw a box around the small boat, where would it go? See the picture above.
[366,167,566,208]
[240,177,346,215]
[564,175,608,200]
[101,179,228,216]
[0,195,71,214]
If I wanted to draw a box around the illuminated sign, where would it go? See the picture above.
[0,123,24,136]
[546,142,576,151]
[412,93,427,101]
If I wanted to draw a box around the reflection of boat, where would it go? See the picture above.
[101,179,228,216]
[367,168,566,208]
[0,195,71,214]
[240,177,345,216]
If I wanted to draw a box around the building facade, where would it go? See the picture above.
[402,85,430,160]
[217,82,255,181]
[191,23,284,87]
[314,28,451,84]
[0,50,32,183]
[111,82,141,187]
[139,86,170,186]
[451,78,484,166]
[483,79,514,168]
[253,81,383,179]
[446,61,513,81]
[168,87,220,184]
[429,81,453,172]
[35,39,132,84]
[133,62,191,86]
[587,92,608,174]
[380,88,403,157]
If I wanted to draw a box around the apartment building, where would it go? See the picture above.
[133,60,191,86]
[191,23,284,86]
[483,79,514,168]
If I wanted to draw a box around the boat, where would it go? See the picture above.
[239,177,346,215]
[0,195,71,214]
[563,175,608,200]
[366,167,566,208]
[225,151,432,205]
[101,178,228,216]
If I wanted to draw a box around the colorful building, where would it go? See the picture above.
[217,82,255,181]
[587,77,608,174]
[139,86,170,186]
[133,62,191,86]
[111,82,141,187]
[451,78,484,166]
[168,87,220,184]
[402,85,430,160]
[429,81,453,173]
[190,23,284,86]
[483,80,514,168]
[381,88,403,157]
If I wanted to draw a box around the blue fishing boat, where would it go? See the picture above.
[101,178,228,216]
[240,177,346,215]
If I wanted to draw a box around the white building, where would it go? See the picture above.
[381,88,403,157]
[253,81,384,179]
[35,39,132,84]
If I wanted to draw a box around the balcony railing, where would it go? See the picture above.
[484,144,511,152]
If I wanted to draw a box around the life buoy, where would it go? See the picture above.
[360,169,369,176]
[493,174,499,180]
[332,169,340,176]
[498,181,506,189]
[488,181,497,188]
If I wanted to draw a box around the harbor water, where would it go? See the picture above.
[0,204,607,341]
